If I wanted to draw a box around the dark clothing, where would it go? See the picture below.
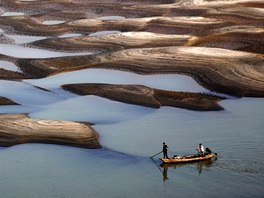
[163,144,169,159]
[205,147,212,154]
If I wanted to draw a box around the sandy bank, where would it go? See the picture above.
[62,83,224,111]
[0,97,18,105]
[0,68,27,80]
[0,114,101,148]
[26,27,264,54]
[16,46,264,97]
[28,32,192,53]
[0,15,226,36]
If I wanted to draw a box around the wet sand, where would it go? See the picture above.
[0,97,18,105]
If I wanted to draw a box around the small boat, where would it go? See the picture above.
[160,153,215,164]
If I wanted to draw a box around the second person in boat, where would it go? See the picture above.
[196,143,205,156]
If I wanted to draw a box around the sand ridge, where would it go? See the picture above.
[62,83,224,111]
[0,114,101,148]
[16,46,264,97]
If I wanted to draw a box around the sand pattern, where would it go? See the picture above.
[0,114,100,148]
[0,0,263,148]
[16,47,264,97]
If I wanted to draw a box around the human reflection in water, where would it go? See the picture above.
[160,160,215,182]
[162,166,169,182]
[195,159,215,174]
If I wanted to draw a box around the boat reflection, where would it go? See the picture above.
[159,160,215,182]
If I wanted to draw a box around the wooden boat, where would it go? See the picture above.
[160,153,215,164]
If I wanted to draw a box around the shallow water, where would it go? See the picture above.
[1,75,263,198]
[30,95,155,124]
[25,68,212,93]
[58,33,83,38]
[0,44,92,58]
[96,98,264,162]
[0,61,21,72]
[1,12,25,16]
[97,16,125,21]
[0,98,263,198]
[89,31,121,37]
[5,34,47,44]
[42,20,65,25]
[0,80,65,105]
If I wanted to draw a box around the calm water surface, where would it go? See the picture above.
[0,98,263,198]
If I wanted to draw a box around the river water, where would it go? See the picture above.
[0,83,263,197]
[0,29,263,198]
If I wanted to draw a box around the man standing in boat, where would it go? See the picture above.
[163,142,169,159]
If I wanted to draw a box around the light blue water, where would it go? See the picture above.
[1,12,25,16]
[0,61,21,72]
[24,68,211,93]
[5,34,47,44]
[0,44,92,58]
[0,97,263,198]
[42,20,65,25]
[30,95,155,124]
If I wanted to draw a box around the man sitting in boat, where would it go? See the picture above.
[205,147,212,154]
[196,143,205,156]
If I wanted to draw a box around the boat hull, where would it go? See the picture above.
[160,153,215,164]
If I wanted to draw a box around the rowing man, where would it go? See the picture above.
[162,142,169,159]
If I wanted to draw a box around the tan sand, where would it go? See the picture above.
[0,114,101,148]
